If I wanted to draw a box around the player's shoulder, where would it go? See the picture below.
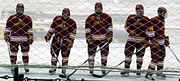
[150,16,159,21]
[102,13,110,16]
[69,18,76,23]
[128,14,136,19]
[102,13,111,18]
[8,14,16,19]
[54,15,62,21]
[89,13,96,18]
[23,14,32,19]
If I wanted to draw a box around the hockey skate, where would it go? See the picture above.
[59,68,66,78]
[24,68,29,73]
[102,70,106,75]
[120,70,129,76]
[136,69,141,76]
[144,74,155,81]
[49,68,56,74]
[89,67,94,74]
[24,64,29,73]
[89,69,94,74]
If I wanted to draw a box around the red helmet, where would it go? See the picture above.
[136,4,143,10]
[16,3,24,9]
[158,7,167,13]
[158,7,167,19]
[95,2,102,8]
[62,8,70,16]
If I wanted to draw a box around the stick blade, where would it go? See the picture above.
[92,74,104,78]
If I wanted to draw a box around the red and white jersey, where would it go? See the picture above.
[5,14,33,42]
[85,13,113,40]
[125,14,150,42]
[149,16,166,45]
[48,16,77,42]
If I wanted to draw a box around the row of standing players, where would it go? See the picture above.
[3,2,169,80]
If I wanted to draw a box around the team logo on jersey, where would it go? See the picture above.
[57,24,68,30]
[133,22,144,27]
[91,16,95,19]
[93,21,104,25]
[14,22,25,26]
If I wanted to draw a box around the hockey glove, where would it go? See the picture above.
[28,35,34,44]
[144,40,149,48]
[68,40,73,49]
[129,30,136,36]
[165,36,170,46]
[106,34,112,44]
[45,33,52,42]
[86,35,92,44]
[4,33,10,42]
[151,40,159,48]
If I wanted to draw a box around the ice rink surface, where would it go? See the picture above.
[0,0,179,81]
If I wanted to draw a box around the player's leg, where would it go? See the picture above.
[121,41,135,75]
[100,41,109,74]
[157,45,166,77]
[9,41,19,74]
[61,39,71,74]
[88,41,97,74]
[20,41,30,73]
[49,37,60,74]
[10,41,19,64]
[145,45,158,80]
[136,42,146,75]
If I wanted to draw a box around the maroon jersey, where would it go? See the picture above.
[149,16,166,45]
[5,14,33,41]
[48,16,76,42]
[85,13,113,40]
[150,16,165,39]
[125,14,150,42]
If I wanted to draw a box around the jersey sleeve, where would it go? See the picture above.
[4,16,14,35]
[106,15,113,38]
[27,16,33,36]
[69,20,77,43]
[85,15,92,38]
[124,15,134,33]
[146,18,155,41]
[48,16,58,35]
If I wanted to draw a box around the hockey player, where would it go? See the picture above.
[85,2,113,75]
[45,8,77,74]
[121,4,150,76]
[145,7,169,80]
[4,3,34,73]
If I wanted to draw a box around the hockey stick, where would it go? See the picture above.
[167,45,180,63]
[92,46,145,78]
[59,42,109,79]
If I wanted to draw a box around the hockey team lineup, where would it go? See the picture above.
[0,1,179,81]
